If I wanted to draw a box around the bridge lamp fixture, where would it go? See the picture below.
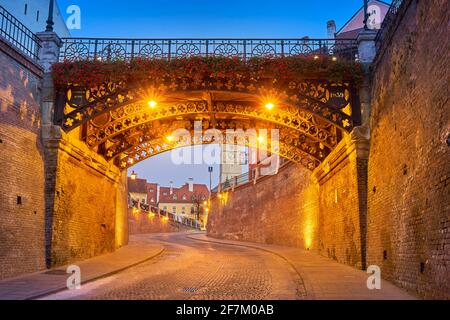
[314,55,320,60]
[203,201,208,206]
[148,100,158,108]
[332,56,338,62]
[265,103,275,111]
[218,193,223,199]
[166,135,174,142]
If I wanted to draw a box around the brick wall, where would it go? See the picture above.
[316,157,365,269]
[129,209,192,234]
[208,163,320,250]
[47,130,126,267]
[367,0,450,299]
[0,41,45,279]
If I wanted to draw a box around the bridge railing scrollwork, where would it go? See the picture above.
[60,38,358,62]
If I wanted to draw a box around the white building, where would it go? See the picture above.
[0,0,70,37]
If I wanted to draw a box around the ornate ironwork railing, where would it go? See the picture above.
[59,38,358,61]
[375,0,407,51]
[0,5,40,61]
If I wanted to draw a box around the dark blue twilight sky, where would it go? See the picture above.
[56,0,375,187]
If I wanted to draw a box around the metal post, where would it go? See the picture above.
[363,0,369,30]
[45,0,55,32]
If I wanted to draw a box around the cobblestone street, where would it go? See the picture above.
[38,233,414,300]
[41,233,304,300]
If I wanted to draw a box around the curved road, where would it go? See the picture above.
[42,233,306,300]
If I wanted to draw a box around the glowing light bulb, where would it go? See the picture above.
[148,100,157,108]
[265,103,274,110]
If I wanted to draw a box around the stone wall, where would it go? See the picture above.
[314,130,369,270]
[47,129,127,267]
[0,39,45,279]
[367,0,450,299]
[208,163,320,250]
[129,210,192,234]
[207,131,369,269]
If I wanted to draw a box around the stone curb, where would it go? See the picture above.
[187,234,316,300]
[25,246,165,300]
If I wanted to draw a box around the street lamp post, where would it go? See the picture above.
[45,0,55,32]
[208,166,213,200]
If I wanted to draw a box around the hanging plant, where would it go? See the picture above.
[52,56,363,89]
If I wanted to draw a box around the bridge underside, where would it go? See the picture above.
[54,67,361,171]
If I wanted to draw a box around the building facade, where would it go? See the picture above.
[158,179,209,219]
[329,0,390,39]
[127,175,209,220]
[0,0,70,37]
[127,177,148,206]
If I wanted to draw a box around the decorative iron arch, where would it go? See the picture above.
[82,100,340,150]
[56,77,360,134]
[100,117,330,170]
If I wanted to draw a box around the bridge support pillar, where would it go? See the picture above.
[37,32,129,268]
[313,126,370,270]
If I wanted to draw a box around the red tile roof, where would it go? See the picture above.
[159,183,209,204]
[128,178,148,193]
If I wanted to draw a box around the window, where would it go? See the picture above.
[24,4,28,15]
[149,189,154,193]
[182,195,187,200]
[163,192,168,196]
[173,194,177,200]
[163,206,167,210]
[150,198,154,203]
[172,207,176,213]
[182,207,185,214]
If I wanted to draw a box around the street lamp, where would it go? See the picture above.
[208,166,213,200]
[130,170,137,180]
[45,0,55,32]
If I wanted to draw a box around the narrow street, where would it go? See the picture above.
[41,233,304,300]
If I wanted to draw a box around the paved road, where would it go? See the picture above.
[42,233,305,300]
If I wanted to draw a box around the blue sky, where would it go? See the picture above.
[55,0,377,187]
[58,0,374,38]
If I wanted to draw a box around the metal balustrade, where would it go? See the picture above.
[59,38,359,61]
[0,5,40,61]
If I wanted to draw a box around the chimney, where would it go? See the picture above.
[170,181,173,195]
[188,178,194,193]
[327,20,336,39]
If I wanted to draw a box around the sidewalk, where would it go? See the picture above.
[0,236,164,300]
[188,234,416,300]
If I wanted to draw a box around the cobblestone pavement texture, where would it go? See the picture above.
[40,232,415,300]
[42,233,304,300]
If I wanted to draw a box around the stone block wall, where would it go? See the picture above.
[0,40,45,279]
[207,163,320,250]
[129,210,192,234]
[315,143,367,269]
[47,129,127,267]
[367,0,450,299]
